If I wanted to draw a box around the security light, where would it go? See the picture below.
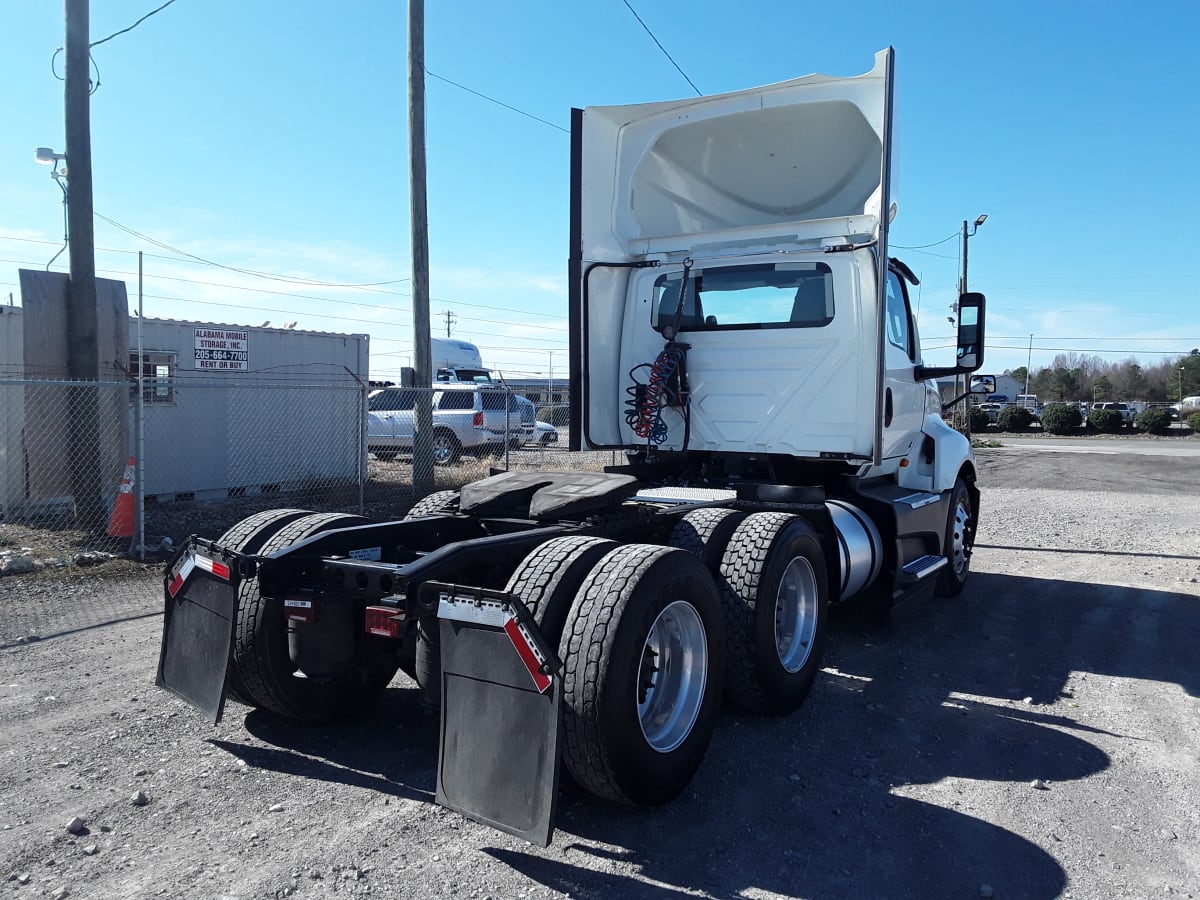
[35,147,66,164]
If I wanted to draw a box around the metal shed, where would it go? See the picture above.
[131,317,370,501]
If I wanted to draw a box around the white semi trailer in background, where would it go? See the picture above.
[158,48,992,845]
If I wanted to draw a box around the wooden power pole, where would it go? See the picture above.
[65,0,104,529]
[409,0,433,492]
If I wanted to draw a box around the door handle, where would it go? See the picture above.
[885,388,894,427]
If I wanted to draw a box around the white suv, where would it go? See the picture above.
[368,385,521,465]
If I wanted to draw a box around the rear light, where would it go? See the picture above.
[365,606,406,638]
[473,411,483,428]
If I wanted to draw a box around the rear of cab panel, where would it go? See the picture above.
[572,49,893,458]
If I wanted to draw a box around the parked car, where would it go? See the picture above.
[367,384,521,465]
[1093,402,1134,427]
[509,395,537,448]
[534,420,559,445]
[977,402,1005,423]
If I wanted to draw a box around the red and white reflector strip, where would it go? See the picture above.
[437,594,553,694]
[167,552,231,598]
[503,617,552,693]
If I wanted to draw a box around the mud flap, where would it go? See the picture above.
[155,539,252,724]
[430,583,562,847]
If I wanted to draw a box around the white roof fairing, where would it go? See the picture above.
[580,49,892,261]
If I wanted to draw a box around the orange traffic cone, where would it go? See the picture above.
[107,457,136,538]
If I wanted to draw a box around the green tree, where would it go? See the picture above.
[1093,375,1114,402]
[1123,363,1147,400]
[1050,367,1080,401]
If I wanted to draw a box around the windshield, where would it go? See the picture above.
[436,367,492,383]
[653,262,833,332]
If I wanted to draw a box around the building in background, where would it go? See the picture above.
[1,282,369,516]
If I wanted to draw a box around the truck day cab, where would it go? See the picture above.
[157,48,989,845]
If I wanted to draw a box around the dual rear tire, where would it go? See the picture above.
[222,511,400,721]
[504,511,830,808]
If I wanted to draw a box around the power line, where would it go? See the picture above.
[94,213,411,288]
[621,0,701,96]
[426,70,569,134]
[893,233,958,250]
[90,0,180,48]
[0,238,568,321]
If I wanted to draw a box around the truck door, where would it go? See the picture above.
[881,268,925,459]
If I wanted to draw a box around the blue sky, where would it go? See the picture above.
[2,0,1197,383]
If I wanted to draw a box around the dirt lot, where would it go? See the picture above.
[2,440,1198,899]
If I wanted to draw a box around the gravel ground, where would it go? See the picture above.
[1,441,1198,899]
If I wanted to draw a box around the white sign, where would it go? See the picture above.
[194,328,248,371]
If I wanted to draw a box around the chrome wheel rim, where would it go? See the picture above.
[637,600,708,753]
[950,497,971,576]
[775,557,819,673]
[431,435,456,464]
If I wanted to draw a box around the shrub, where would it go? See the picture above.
[1134,408,1171,435]
[968,407,991,432]
[1040,403,1082,435]
[996,405,1033,432]
[1088,408,1124,433]
[1188,412,1200,433]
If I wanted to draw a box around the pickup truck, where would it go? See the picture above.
[1093,401,1134,428]
[367,384,522,464]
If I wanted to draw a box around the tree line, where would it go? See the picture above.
[1006,350,1200,403]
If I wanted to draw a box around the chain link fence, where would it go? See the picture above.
[0,379,131,560]
[1,377,622,579]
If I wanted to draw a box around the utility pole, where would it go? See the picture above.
[441,309,455,338]
[65,0,103,529]
[957,215,987,435]
[958,221,969,434]
[1024,334,1033,396]
[408,0,433,492]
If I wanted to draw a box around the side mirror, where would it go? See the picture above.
[970,374,997,394]
[955,293,985,372]
[916,292,987,381]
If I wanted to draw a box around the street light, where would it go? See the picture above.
[1181,367,1186,403]
[959,215,988,295]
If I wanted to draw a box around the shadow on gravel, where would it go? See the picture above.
[506,572,1197,898]
[208,681,440,803]
[178,572,1197,899]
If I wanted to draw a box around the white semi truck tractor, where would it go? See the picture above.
[157,48,992,845]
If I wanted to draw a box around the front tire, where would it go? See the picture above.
[719,513,828,715]
[559,544,724,807]
[936,478,974,597]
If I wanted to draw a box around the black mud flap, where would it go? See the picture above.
[155,539,252,724]
[430,583,562,847]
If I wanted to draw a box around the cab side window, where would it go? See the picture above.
[886,270,914,360]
